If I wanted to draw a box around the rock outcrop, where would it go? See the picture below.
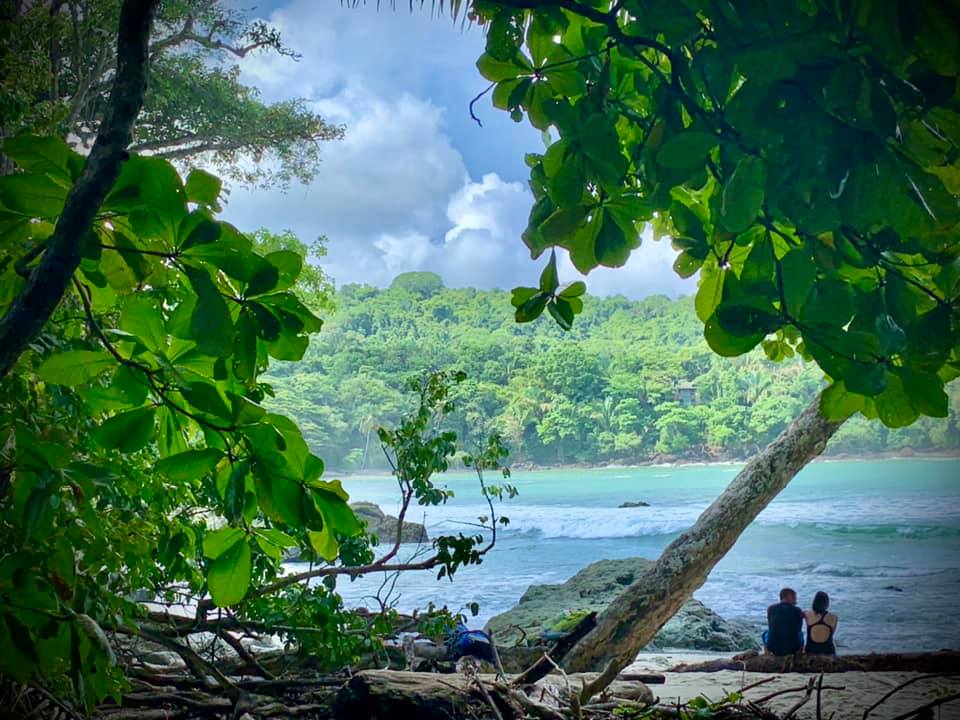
[618,500,651,508]
[351,502,429,544]
[485,557,757,652]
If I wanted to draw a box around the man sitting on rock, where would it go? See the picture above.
[763,587,804,655]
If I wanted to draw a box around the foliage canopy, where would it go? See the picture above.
[0,0,343,186]
[470,0,960,429]
[0,137,509,707]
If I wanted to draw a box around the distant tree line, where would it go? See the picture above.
[266,271,960,470]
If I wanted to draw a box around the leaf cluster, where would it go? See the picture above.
[0,135,357,704]
[476,0,960,429]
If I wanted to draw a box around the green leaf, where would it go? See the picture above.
[256,293,323,333]
[477,51,532,81]
[547,297,575,330]
[540,205,587,244]
[874,373,919,428]
[720,156,766,233]
[0,174,68,218]
[181,381,232,420]
[899,369,949,417]
[120,297,167,352]
[92,406,156,453]
[154,448,223,482]
[656,131,719,168]
[262,250,303,292]
[515,292,548,322]
[184,169,222,206]
[307,527,338,562]
[704,313,764,356]
[842,362,887,396]
[202,526,245,560]
[183,240,273,284]
[779,249,816,316]
[272,479,304,526]
[511,286,540,308]
[37,350,116,386]
[695,264,724,322]
[2,135,81,182]
[548,159,584,208]
[559,281,586,298]
[595,210,633,267]
[206,537,251,607]
[184,266,234,357]
[875,313,908,355]
[233,310,258,382]
[539,251,559,293]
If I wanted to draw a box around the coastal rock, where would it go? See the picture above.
[618,501,651,508]
[485,558,757,652]
[283,502,428,561]
[351,502,429,544]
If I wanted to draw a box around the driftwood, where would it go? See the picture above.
[669,650,960,673]
[333,670,522,720]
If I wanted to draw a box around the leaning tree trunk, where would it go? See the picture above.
[563,397,843,685]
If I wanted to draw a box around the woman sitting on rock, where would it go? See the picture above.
[804,591,838,655]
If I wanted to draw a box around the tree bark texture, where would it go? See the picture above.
[564,397,842,675]
[0,0,156,380]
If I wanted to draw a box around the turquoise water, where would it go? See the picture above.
[298,459,960,652]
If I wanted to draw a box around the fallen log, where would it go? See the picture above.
[333,670,522,720]
[670,651,960,674]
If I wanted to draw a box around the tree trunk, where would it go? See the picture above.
[563,397,842,678]
[0,0,156,381]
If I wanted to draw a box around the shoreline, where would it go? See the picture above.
[333,449,960,479]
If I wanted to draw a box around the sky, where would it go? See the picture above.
[220,2,693,299]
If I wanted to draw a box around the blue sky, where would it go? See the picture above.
[220,2,692,298]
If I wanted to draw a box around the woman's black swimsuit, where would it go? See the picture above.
[805,613,836,655]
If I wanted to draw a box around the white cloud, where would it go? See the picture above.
[558,230,691,298]
[216,1,694,299]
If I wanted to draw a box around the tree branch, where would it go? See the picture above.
[0,0,157,381]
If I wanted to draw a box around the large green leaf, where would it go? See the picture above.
[154,448,223,482]
[307,527,338,562]
[0,174,68,218]
[656,131,719,168]
[92,407,156,453]
[184,266,235,357]
[2,135,82,182]
[477,51,532,81]
[37,350,116,386]
[704,313,765,356]
[181,381,232,420]
[202,526,245,560]
[695,264,724,322]
[720,156,766,233]
[206,537,251,607]
[184,169,222,206]
[120,297,167,353]
[820,381,864,421]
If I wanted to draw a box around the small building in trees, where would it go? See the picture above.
[674,383,697,407]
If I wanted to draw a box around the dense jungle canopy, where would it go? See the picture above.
[267,271,960,470]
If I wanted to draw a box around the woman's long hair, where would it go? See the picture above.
[812,591,830,615]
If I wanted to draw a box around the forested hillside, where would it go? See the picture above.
[268,271,960,470]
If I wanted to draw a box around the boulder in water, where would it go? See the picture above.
[351,502,429,544]
[486,557,757,652]
[618,500,651,508]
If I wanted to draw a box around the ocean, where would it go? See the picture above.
[291,458,960,653]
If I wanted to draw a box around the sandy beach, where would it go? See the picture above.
[622,653,960,719]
